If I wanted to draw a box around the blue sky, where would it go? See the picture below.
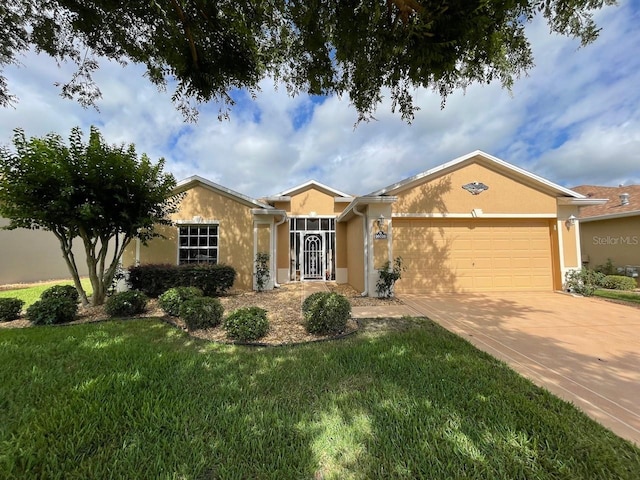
[1,1,639,199]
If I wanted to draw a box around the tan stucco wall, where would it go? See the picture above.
[286,187,342,216]
[346,216,365,292]
[393,162,557,215]
[123,184,256,290]
[336,223,347,269]
[276,222,289,270]
[579,216,640,268]
[257,224,270,254]
[557,206,581,270]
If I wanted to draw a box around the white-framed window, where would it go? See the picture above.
[178,224,218,264]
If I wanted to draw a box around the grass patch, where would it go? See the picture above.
[0,279,93,309]
[1,319,638,478]
[594,289,640,305]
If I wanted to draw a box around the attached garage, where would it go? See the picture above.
[393,218,557,293]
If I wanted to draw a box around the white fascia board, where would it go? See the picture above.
[368,150,586,199]
[251,209,287,216]
[579,210,640,222]
[337,196,398,222]
[176,175,274,210]
[263,196,291,202]
[392,213,557,219]
[557,197,608,206]
[334,197,355,203]
[273,179,353,198]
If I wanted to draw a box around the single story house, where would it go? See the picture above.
[123,151,606,295]
[572,185,640,274]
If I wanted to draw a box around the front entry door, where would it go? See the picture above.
[303,233,324,280]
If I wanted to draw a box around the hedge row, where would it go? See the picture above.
[127,264,236,297]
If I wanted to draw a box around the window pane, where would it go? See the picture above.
[189,227,198,235]
[307,218,319,230]
[199,237,208,246]
[209,237,218,247]
[211,225,218,235]
[199,227,208,235]
[179,226,188,236]
[189,237,198,246]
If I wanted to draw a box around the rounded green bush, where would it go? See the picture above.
[224,307,269,341]
[105,290,148,317]
[179,297,224,331]
[601,275,637,291]
[303,292,351,335]
[158,286,203,316]
[27,297,78,325]
[0,298,24,321]
[41,284,80,303]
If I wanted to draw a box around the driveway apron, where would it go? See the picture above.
[401,292,640,445]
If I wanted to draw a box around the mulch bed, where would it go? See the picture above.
[1,283,412,345]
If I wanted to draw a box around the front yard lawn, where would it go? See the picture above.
[1,319,638,479]
[0,278,93,309]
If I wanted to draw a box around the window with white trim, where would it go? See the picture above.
[178,224,218,264]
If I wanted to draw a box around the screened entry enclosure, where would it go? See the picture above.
[289,217,336,281]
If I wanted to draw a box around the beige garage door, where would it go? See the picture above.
[393,218,554,293]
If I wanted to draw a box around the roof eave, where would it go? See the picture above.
[579,210,640,222]
[175,175,273,210]
[337,196,398,222]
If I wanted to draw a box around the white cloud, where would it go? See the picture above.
[1,1,639,199]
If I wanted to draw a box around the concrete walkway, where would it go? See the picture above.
[401,292,640,446]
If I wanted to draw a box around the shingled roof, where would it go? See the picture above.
[572,185,640,220]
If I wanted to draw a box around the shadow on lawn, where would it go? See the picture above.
[2,317,639,478]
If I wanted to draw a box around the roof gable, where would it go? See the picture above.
[270,180,353,199]
[175,175,273,210]
[368,150,585,199]
[572,185,640,220]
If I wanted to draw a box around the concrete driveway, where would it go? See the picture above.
[401,292,640,445]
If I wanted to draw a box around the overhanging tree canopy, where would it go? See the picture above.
[0,126,183,306]
[1,0,616,121]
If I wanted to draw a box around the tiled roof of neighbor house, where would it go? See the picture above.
[572,185,640,220]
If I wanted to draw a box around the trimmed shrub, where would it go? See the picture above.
[224,307,269,341]
[303,292,351,335]
[105,290,148,317]
[601,275,637,291]
[179,297,224,331]
[41,284,80,303]
[564,268,605,296]
[27,297,78,325]
[128,264,236,297]
[158,286,203,316]
[0,298,24,321]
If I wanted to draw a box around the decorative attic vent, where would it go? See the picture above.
[620,193,630,206]
[462,182,489,195]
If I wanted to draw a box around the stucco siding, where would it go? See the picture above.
[346,216,365,292]
[580,216,640,268]
[289,187,337,216]
[393,162,557,215]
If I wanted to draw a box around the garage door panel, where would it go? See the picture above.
[394,219,553,293]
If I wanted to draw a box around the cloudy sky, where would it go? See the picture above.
[1,1,639,199]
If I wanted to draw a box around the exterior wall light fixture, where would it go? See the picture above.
[565,214,577,228]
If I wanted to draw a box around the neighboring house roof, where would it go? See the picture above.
[367,150,587,199]
[175,175,274,210]
[572,185,640,222]
[266,180,354,202]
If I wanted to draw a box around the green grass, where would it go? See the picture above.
[1,320,638,479]
[594,289,640,305]
[0,279,93,308]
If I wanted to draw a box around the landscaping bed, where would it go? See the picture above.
[0,282,406,345]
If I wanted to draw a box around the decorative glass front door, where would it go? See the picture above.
[303,233,324,280]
